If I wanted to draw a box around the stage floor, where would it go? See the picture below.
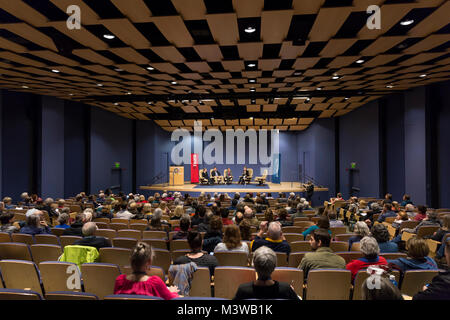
[140,182,328,194]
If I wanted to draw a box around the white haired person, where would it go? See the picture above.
[348,221,370,251]
[346,236,388,281]
[251,221,291,256]
[361,267,403,300]
[114,242,179,299]
[233,246,300,300]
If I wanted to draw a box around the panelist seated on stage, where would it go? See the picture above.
[210,167,223,184]
[223,168,233,184]
[200,168,210,184]
[238,166,250,185]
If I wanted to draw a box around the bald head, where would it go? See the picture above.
[82,222,97,237]
[267,221,282,240]
[244,207,253,218]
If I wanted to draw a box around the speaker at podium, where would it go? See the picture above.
[169,166,184,186]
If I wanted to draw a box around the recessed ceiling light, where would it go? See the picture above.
[294,72,302,76]
[96,83,103,87]
[103,34,115,40]
[400,19,414,26]
[147,101,152,105]
[386,84,394,88]
[114,103,119,106]
[146,82,152,85]
[356,59,364,64]
[51,69,60,73]
[171,81,177,85]
[115,68,123,72]
[147,66,154,71]
[245,27,256,33]
[69,93,74,96]
[211,117,214,120]
[344,97,349,100]
[22,85,29,89]
[250,88,256,92]
[316,87,322,90]
[305,98,311,102]
[247,63,256,67]
[126,92,132,95]
[419,74,427,78]
[249,79,256,83]
[332,75,340,80]
[249,117,253,120]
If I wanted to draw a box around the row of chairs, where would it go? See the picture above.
[0,259,439,300]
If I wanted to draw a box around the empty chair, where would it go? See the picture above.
[111,218,129,225]
[352,270,401,300]
[60,236,82,248]
[31,244,62,264]
[0,260,43,296]
[272,267,304,297]
[130,224,147,232]
[290,241,312,252]
[288,252,308,268]
[11,233,34,245]
[45,291,98,300]
[0,288,42,300]
[293,217,309,222]
[416,226,440,239]
[39,261,82,292]
[170,239,190,251]
[294,221,315,229]
[117,229,142,240]
[305,270,352,300]
[0,243,32,260]
[330,227,347,239]
[99,247,131,268]
[95,229,116,240]
[0,232,11,243]
[336,252,364,264]
[282,226,303,234]
[109,223,129,232]
[141,239,168,250]
[51,228,65,237]
[93,218,110,224]
[214,252,248,267]
[330,241,348,252]
[95,222,108,229]
[130,219,148,225]
[81,263,121,299]
[190,267,212,297]
[311,217,321,224]
[151,249,171,274]
[284,234,304,244]
[334,234,357,242]
[112,237,138,249]
[275,252,288,267]
[400,270,439,296]
[143,231,167,240]
[214,267,256,299]
[104,294,163,300]
[34,234,59,246]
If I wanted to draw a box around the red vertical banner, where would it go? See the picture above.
[191,153,199,183]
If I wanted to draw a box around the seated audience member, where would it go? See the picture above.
[388,238,438,272]
[172,215,191,240]
[346,236,388,280]
[348,221,371,251]
[214,224,249,255]
[400,194,413,207]
[377,204,397,223]
[146,209,167,233]
[331,193,344,204]
[220,208,233,225]
[197,209,212,233]
[173,231,218,276]
[233,211,244,225]
[413,205,427,222]
[116,203,134,219]
[402,210,441,235]
[405,204,416,218]
[251,221,291,256]
[63,213,85,236]
[55,213,71,229]
[276,208,293,227]
[73,222,111,250]
[97,204,114,219]
[299,228,346,276]
[171,205,184,220]
[392,211,410,230]
[244,207,260,228]
[328,212,344,228]
[302,216,331,239]
[413,238,450,300]
[191,206,205,227]
[0,212,19,233]
[114,242,179,299]
[228,199,238,212]
[264,208,274,223]
[20,213,51,235]
[290,203,306,221]
[371,224,398,253]
[202,215,223,253]
[383,193,393,205]
[239,219,252,241]
[391,201,400,213]
[2,197,15,210]
[362,272,403,300]
[159,201,171,216]
[431,215,450,258]
[233,246,300,300]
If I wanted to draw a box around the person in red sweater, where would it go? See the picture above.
[414,205,427,222]
[114,242,180,299]
[346,236,388,281]
[221,208,233,225]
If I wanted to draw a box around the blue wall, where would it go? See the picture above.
[436,84,450,207]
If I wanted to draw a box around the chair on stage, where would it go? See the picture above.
[239,168,253,185]
[210,169,224,185]
[223,169,233,185]
[254,169,268,185]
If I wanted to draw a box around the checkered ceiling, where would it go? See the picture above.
[0,0,449,132]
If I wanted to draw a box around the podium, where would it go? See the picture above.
[169,166,184,186]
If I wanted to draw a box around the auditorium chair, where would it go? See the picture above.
[170,239,190,251]
[282,226,303,234]
[130,223,147,232]
[95,229,117,240]
[130,219,148,225]
[69,205,81,213]
[276,252,288,267]
[330,227,348,239]
[290,241,312,252]
[141,239,168,250]
[271,267,304,297]
[350,242,361,251]
[188,267,211,297]
[39,261,82,293]
[0,288,42,300]
[214,267,256,299]
[59,236,82,248]
[293,217,309,222]
[0,232,11,243]
[12,213,27,222]
[35,234,59,246]
[311,217,321,224]
[169,220,180,228]
[400,270,439,296]
[416,226,440,238]
[171,249,191,262]
[30,244,62,264]
[336,251,364,264]
[151,249,171,274]
[284,234,304,244]
[143,230,167,240]
[112,237,138,250]
[121,265,165,282]
[436,208,450,213]
[294,221,315,229]
[0,260,43,296]
[329,241,348,252]
[0,243,33,261]
[81,263,121,299]
[214,252,248,267]
[288,252,308,268]
[93,218,110,224]
[109,223,129,231]
[11,233,34,246]
[305,270,352,300]
[45,291,98,300]
[117,229,142,240]
[334,234,356,242]
[399,221,420,232]
[352,269,401,300]
[95,222,109,229]
[380,253,407,260]
[254,169,268,185]
[51,228,65,237]
[99,247,131,269]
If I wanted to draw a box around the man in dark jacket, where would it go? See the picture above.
[73,222,111,250]
[202,215,223,253]
[63,212,86,236]
[251,221,291,256]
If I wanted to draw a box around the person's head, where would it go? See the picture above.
[83,209,93,222]
[362,275,403,300]
[220,208,229,219]
[417,205,427,215]
[317,216,330,229]
[57,213,69,226]
[385,193,392,200]
[142,203,152,214]
[328,212,337,220]
[239,219,252,241]
[130,242,153,272]
[253,246,277,281]
[310,228,331,249]
[396,211,409,221]
[405,204,415,212]
[75,212,85,223]
[175,211,187,227]
[223,224,242,250]
[337,193,342,198]
[371,224,390,244]
[383,203,392,212]
[2,197,12,205]
[0,212,14,225]
[26,214,41,228]
[82,222,97,237]
[209,215,223,232]
[442,214,450,231]
[264,208,274,222]
[187,231,202,253]
[235,212,244,225]
[267,221,282,241]
[278,208,288,221]
[173,205,184,218]
[360,236,380,259]
[120,202,127,211]
[153,208,163,220]
[370,202,380,211]
[426,211,438,221]
[406,238,429,260]
[354,221,370,237]
[403,194,410,201]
